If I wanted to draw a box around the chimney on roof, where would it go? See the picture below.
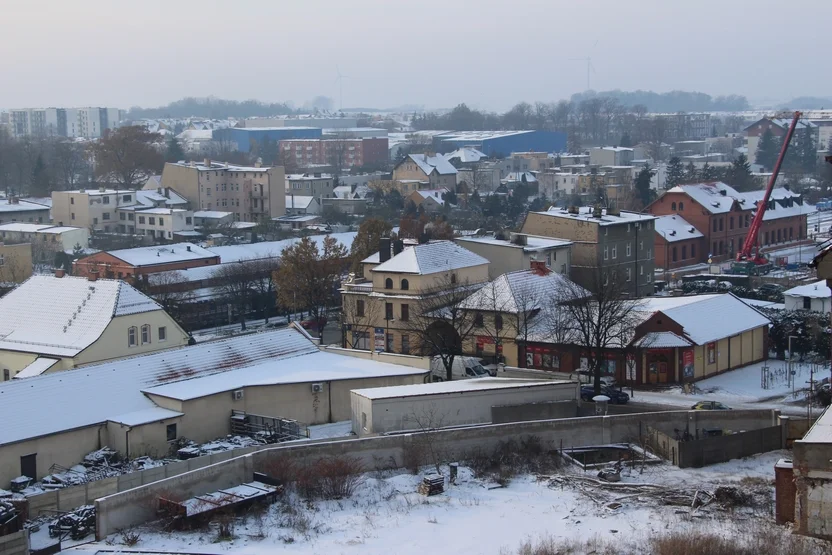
[393,239,404,256]
[88,269,98,282]
[187,245,192,252]
[54,268,65,279]
[204,158,211,167]
[8,196,18,205]
[530,260,550,276]
[379,237,392,263]
[99,186,106,193]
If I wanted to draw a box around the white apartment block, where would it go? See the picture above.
[8,107,122,138]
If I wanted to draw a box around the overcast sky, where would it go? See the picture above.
[1,0,829,112]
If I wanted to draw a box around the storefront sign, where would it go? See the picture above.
[683,349,695,378]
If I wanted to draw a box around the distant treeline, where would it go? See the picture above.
[779,96,832,110]
[127,96,296,120]
[570,89,750,112]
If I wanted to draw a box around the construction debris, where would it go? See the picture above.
[418,475,445,496]
[48,506,95,540]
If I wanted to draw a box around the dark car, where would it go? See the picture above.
[300,317,327,331]
[581,386,629,404]
[759,283,784,294]
[691,401,732,410]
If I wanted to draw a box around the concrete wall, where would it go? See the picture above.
[354,382,579,436]
[0,531,28,555]
[95,408,779,538]
[492,400,580,423]
[647,425,783,468]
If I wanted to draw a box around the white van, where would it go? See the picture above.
[430,356,490,381]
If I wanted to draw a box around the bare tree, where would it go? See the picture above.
[91,126,164,189]
[550,268,643,394]
[52,139,91,190]
[248,257,279,324]
[212,261,257,330]
[147,270,195,324]
[400,273,483,381]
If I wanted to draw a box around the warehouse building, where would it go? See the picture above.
[0,326,426,487]
[212,127,322,153]
[433,130,567,157]
[350,378,578,436]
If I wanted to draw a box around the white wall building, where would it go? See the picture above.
[784,280,831,312]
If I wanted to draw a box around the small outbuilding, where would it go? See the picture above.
[350,378,578,436]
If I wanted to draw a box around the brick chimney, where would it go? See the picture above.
[530,260,550,276]
[54,268,65,278]
[88,269,99,282]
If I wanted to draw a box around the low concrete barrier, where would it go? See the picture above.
[0,531,28,555]
[95,408,779,538]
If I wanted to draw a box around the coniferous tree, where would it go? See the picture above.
[799,127,817,175]
[700,162,717,181]
[31,153,50,197]
[684,162,699,183]
[634,165,655,207]
[755,127,778,171]
[724,154,756,192]
[165,136,186,163]
[665,157,685,189]
[619,132,633,148]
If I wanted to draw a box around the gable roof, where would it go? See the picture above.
[372,240,488,275]
[0,275,163,357]
[285,195,317,210]
[413,189,449,206]
[407,154,458,176]
[666,182,738,214]
[665,182,816,220]
[0,327,424,446]
[744,117,816,132]
[444,147,487,164]
[461,269,587,313]
[654,215,704,242]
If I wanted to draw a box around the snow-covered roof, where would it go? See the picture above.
[744,117,816,132]
[632,332,693,349]
[21,197,52,208]
[654,215,703,243]
[107,243,217,266]
[13,357,60,379]
[413,190,448,205]
[176,129,213,140]
[0,326,427,445]
[194,210,233,219]
[502,172,537,183]
[666,182,816,221]
[372,241,488,275]
[594,146,634,152]
[0,199,50,213]
[644,293,770,345]
[456,235,573,252]
[406,154,458,176]
[286,195,317,209]
[444,147,487,164]
[0,223,53,233]
[352,378,566,400]
[286,173,333,181]
[537,206,656,226]
[800,405,832,443]
[134,208,187,216]
[0,275,163,358]
[784,280,830,299]
[461,269,587,313]
[206,232,357,263]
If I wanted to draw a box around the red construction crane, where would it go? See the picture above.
[737,110,803,263]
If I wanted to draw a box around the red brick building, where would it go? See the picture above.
[279,137,388,168]
[73,242,220,282]
[745,117,817,168]
[654,214,706,271]
[647,182,812,264]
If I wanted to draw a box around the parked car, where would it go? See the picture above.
[759,283,784,294]
[691,401,732,410]
[300,317,327,331]
[573,370,616,388]
[580,386,629,404]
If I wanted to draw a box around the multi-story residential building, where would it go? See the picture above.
[456,165,501,193]
[128,209,194,240]
[157,160,286,222]
[648,113,712,141]
[745,117,818,168]
[521,206,656,297]
[392,154,458,190]
[285,174,335,199]
[455,233,572,279]
[510,151,558,171]
[278,137,389,168]
[0,198,51,225]
[537,171,579,199]
[647,182,814,263]
[341,240,490,354]
[53,188,141,231]
[8,107,121,138]
[0,223,89,253]
[589,147,634,167]
[0,243,33,284]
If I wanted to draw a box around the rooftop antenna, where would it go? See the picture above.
[570,40,598,91]
[334,65,349,111]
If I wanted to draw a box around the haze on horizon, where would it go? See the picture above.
[1,0,829,112]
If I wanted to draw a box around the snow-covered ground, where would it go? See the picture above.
[633,359,826,416]
[68,451,789,555]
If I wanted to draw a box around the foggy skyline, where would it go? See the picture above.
[2,0,830,112]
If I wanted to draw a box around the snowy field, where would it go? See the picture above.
[634,359,825,415]
[67,451,791,555]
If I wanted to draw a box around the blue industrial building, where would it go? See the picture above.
[212,127,322,153]
[432,130,567,157]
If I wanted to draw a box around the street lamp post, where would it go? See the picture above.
[788,335,798,390]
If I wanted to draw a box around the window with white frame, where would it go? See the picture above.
[611,245,617,259]
[158,326,167,342]
[603,246,608,260]
[141,324,151,344]
[626,242,632,257]
[128,326,137,347]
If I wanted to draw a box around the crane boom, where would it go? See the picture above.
[737,111,802,261]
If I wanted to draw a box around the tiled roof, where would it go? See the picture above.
[0,275,163,357]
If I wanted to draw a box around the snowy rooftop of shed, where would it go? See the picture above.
[800,405,832,443]
[194,210,233,219]
[352,378,568,400]
[0,275,163,357]
[0,199,50,213]
[784,280,830,299]
[372,240,488,275]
